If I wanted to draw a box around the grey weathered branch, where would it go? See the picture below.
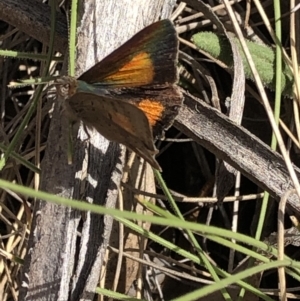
[0,0,68,53]
[175,92,300,216]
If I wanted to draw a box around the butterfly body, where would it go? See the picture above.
[57,19,182,171]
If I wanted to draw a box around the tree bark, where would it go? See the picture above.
[19,1,177,301]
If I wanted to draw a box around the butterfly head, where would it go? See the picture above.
[55,76,78,99]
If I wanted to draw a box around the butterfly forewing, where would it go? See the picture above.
[79,20,179,87]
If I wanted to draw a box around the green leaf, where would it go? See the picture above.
[192,32,294,97]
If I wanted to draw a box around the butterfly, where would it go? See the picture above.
[56,19,182,171]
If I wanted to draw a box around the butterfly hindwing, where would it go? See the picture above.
[66,89,161,170]
[112,85,182,138]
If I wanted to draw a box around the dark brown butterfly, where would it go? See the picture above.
[57,19,182,171]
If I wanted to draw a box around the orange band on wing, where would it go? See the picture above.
[104,52,154,86]
[137,99,164,126]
